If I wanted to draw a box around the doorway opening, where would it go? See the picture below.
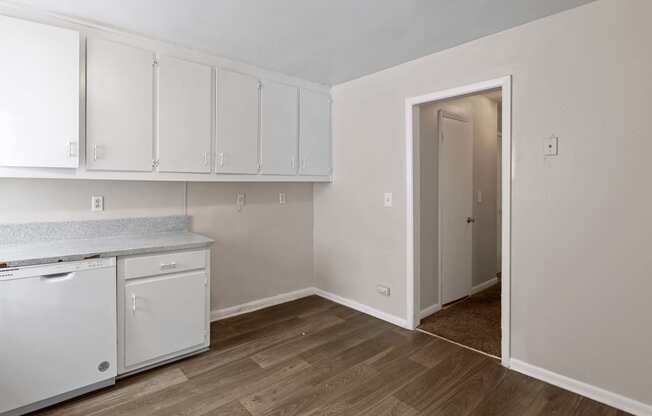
[405,77,511,366]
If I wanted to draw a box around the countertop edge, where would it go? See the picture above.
[1,233,214,268]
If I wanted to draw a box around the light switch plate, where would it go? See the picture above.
[544,136,558,156]
[91,196,104,212]
[384,192,393,207]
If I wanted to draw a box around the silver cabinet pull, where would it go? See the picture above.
[68,141,77,157]
[131,294,137,314]
[466,217,476,224]
[92,144,104,161]
[160,262,177,271]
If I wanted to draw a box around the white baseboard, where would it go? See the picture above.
[470,277,499,295]
[510,359,652,416]
[313,288,409,329]
[210,287,316,321]
[419,303,441,319]
[211,286,409,330]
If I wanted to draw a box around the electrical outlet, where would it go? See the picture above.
[91,196,104,212]
[236,192,246,212]
[383,192,393,207]
[376,285,391,297]
[279,192,287,205]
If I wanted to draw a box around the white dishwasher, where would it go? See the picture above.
[0,258,117,416]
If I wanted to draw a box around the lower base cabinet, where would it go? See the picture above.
[117,248,210,375]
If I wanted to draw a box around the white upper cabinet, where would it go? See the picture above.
[260,81,299,175]
[216,69,260,174]
[158,56,212,173]
[86,37,154,172]
[299,89,332,176]
[0,15,79,168]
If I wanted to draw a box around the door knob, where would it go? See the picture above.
[466,217,475,224]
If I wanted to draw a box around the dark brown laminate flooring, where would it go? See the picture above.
[419,283,501,357]
[33,295,628,416]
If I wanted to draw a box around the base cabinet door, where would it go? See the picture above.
[86,37,154,172]
[124,271,207,369]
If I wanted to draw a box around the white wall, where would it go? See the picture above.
[0,178,186,222]
[187,182,314,310]
[418,95,499,311]
[315,0,652,406]
[0,178,315,312]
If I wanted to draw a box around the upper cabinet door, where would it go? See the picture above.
[299,90,332,176]
[0,16,79,168]
[216,69,259,174]
[260,81,299,175]
[158,56,212,173]
[86,38,154,172]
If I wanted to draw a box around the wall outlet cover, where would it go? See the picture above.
[91,195,104,212]
[376,284,391,297]
[236,192,246,212]
[383,192,393,207]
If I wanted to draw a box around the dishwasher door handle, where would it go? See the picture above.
[41,272,74,281]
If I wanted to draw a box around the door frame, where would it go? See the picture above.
[437,109,474,307]
[405,76,512,367]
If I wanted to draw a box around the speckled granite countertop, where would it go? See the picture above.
[0,216,213,268]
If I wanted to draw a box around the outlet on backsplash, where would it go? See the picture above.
[91,196,104,212]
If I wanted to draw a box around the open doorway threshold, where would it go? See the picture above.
[418,284,501,358]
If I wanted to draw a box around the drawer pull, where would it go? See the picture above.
[160,262,177,271]
[131,294,137,314]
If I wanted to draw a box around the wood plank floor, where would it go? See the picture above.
[34,296,629,416]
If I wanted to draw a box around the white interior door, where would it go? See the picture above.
[158,56,212,173]
[86,37,154,172]
[440,112,474,304]
[216,69,260,174]
[0,15,80,168]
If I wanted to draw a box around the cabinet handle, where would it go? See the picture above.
[160,262,177,271]
[68,141,77,158]
[203,152,210,166]
[301,159,307,169]
[131,294,137,314]
[93,144,104,161]
[291,157,296,169]
[218,152,225,167]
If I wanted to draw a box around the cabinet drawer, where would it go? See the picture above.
[121,250,207,280]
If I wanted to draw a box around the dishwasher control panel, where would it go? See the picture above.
[0,257,116,281]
